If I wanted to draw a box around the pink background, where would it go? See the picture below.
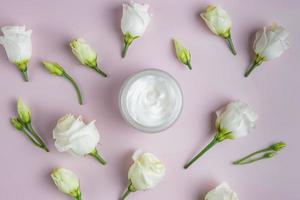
[0,0,299,199]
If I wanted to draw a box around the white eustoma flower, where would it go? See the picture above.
[205,182,238,200]
[215,101,258,139]
[120,150,165,200]
[184,101,257,169]
[121,1,151,57]
[51,168,82,200]
[200,5,236,55]
[70,38,107,77]
[0,25,32,81]
[245,23,289,77]
[53,114,106,165]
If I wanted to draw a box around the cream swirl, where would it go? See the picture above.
[122,70,182,130]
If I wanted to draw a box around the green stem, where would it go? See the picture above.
[120,188,131,200]
[120,183,135,200]
[234,156,267,165]
[94,66,108,78]
[225,36,237,55]
[121,33,138,58]
[245,55,264,77]
[89,148,107,165]
[21,70,29,82]
[184,137,219,169]
[21,128,44,149]
[233,148,270,165]
[26,122,49,152]
[63,72,83,105]
[122,42,130,58]
[186,60,192,70]
[245,62,259,77]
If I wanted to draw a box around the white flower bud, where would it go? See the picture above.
[205,182,238,200]
[70,38,97,68]
[254,23,289,61]
[216,101,258,139]
[0,25,32,80]
[51,168,81,199]
[128,150,165,191]
[53,114,100,156]
[121,1,151,37]
[201,5,232,38]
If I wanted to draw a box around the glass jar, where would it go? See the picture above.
[119,69,183,133]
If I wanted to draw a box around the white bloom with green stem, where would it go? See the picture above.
[184,101,258,169]
[53,114,106,165]
[51,168,82,200]
[200,5,236,55]
[70,38,107,77]
[245,23,289,77]
[0,25,32,81]
[121,1,151,57]
[173,39,192,70]
[42,61,83,105]
[120,150,165,200]
[205,182,238,200]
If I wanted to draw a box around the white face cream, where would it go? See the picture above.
[119,69,183,133]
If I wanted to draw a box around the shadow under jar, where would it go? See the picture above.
[119,69,183,133]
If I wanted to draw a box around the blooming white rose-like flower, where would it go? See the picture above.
[184,101,257,169]
[120,150,165,200]
[205,182,238,200]
[53,114,106,165]
[0,25,32,81]
[121,1,151,57]
[245,23,289,77]
[70,38,107,77]
[200,5,236,55]
[215,101,258,139]
[51,168,82,200]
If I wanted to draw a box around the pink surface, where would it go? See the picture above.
[0,0,299,199]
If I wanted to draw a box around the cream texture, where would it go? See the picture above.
[125,73,182,128]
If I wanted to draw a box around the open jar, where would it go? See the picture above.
[119,69,183,133]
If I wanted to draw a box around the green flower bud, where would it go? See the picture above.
[270,142,287,152]
[173,39,192,70]
[51,168,81,199]
[11,118,23,130]
[42,61,65,76]
[17,98,31,124]
[70,38,97,68]
[264,152,275,158]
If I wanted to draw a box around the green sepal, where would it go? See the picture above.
[244,54,265,77]
[15,60,29,81]
[122,33,139,58]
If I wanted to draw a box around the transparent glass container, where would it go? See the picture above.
[119,69,183,133]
